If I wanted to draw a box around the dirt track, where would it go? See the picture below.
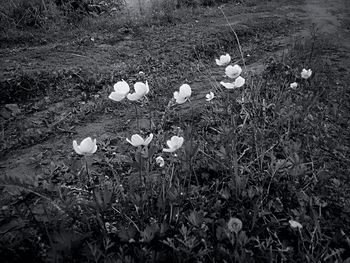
[1,0,349,181]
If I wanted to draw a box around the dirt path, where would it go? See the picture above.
[1,0,349,183]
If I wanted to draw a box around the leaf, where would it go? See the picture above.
[187,210,202,227]
[118,226,137,242]
[141,224,159,243]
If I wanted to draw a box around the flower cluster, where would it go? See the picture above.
[73,53,249,168]
[216,54,245,90]
[289,68,312,89]
[109,80,149,102]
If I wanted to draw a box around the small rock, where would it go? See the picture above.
[5,104,21,116]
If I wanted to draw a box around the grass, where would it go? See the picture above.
[1,0,350,262]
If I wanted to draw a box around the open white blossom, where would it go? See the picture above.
[290,82,298,89]
[289,220,303,229]
[174,84,192,104]
[109,80,130,102]
[156,156,165,167]
[215,53,231,66]
[163,136,184,153]
[127,81,149,101]
[301,69,312,79]
[126,133,153,147]
[205,91,214,101]
[225,64,242,79]
[220,76,245,89]
[73,137,97,156]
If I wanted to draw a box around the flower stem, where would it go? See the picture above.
[139,147,144,187]
[134,104,140,131]
[84,156,89,183]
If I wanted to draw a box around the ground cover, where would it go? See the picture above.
[0,0,349,262]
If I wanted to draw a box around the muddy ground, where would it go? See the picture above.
[0,0,349,197]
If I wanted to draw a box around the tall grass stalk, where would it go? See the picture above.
[219,5,246,72]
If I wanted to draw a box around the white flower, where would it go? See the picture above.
[156,156,165,167]
[290,82,298,89]
[126,133,153,147]
[227,217,242,234]
[206,91,214,101]
[73,137,97,156]
[301,69,312,79]
[109,80,130,102]
[220,76,245,89]
[289,220,303,229]
[127,81,149,101]
[163,136,184,153]
[173,84,192,104]
[215,53,231,66]
[234,76,245,87]
[225,64,242,79]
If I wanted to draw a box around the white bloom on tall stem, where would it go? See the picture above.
[109,80,130,102]
[289,220,303,229]
[127,81,150,101]
[225,64,242,79]
[290,82,298,89]
[163,136,184,153]
[215,53,231,66]
[126,133,153,147]
[220,76,245,89]
[206,91,214,101]
[156,156,165,167]
[301,69,312,79]
[174,84,192,104]
[73,137,97,156]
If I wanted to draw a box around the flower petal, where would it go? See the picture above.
[145,81,150,94]
[127,134,144,147]
[156,156,165,167]
[91,139,97,154]
[301,69,312,79]
[290,82,298,89]
[73,140,82,155]
[79,137,94,153]
[162,148,174,153]
[216,53,231,66]
[234,76,245,88]
[109,92,126,101]
[179,84,192,97]
[166,139,174,149]
[220,81,235,89]
[206,91,214,101]
[143,133,153,146]
[225,65,242,79]
[134,82,148,96]
[127,92,142,101]
[114,80,130,95]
